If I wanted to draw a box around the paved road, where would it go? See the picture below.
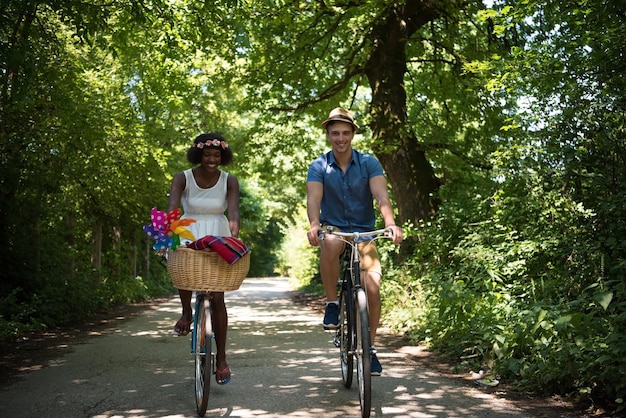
[0,277,568,417]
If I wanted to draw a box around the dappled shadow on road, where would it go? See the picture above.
[0,299,159,388]
[130,278,560,417]
[0,278,582,418]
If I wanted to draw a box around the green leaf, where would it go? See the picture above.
[555,315,572,332]
[594,292,613,311]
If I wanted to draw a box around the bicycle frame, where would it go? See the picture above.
[320,226,391,286]
[320,226,391,418]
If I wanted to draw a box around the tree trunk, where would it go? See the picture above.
[365,2,442,249]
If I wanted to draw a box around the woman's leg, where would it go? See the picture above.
[175,289,193,335]
[210,292,230,383]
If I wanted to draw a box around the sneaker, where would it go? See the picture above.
[371,352,382,376]
[323,303,340,329]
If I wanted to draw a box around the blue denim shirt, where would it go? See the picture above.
[307,150,384,232]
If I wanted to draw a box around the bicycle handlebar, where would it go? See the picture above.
[318,226,393,241]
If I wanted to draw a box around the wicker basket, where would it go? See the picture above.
[167,247,250,291]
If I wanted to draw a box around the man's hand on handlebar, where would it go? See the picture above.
[307,224,323,247]
[386,225,403,245]
[310,224,403,246]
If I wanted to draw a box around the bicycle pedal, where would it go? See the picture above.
[332,330,342,347]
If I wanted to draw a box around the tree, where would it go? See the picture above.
[400,0,626,409]
[0,0,275,331]
[237,0,506,243]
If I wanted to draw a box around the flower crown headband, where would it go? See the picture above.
[196,138,229,150]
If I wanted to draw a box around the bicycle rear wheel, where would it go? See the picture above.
[194,295,213,416]
[354,287,372,417]
[339,285,353,388]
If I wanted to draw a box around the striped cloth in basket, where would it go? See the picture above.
[186,235,250,265]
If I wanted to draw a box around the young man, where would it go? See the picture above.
[306,107,403,376]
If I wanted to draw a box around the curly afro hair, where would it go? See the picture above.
[186,133,234,166]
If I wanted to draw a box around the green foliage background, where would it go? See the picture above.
[1,0,624,413]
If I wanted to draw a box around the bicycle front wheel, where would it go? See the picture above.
[354,287,372,417]
[194,295,212,416]
[339,285,353,388]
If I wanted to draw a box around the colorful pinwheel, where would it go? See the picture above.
[143,207,196,251]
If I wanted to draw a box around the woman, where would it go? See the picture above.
[167,132,240,385]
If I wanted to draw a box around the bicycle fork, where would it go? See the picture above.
[191,296,216,370]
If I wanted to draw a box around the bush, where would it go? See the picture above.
[384,173,626,413]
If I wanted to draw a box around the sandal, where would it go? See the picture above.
[173,318,192,336]
[216,366,231,385]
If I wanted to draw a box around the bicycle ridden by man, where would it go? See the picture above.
[306,107,403,376]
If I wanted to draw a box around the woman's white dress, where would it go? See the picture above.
[180,169,231,244]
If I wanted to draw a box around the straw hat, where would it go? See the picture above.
[321,107,359,130]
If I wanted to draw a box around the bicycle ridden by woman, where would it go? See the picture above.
[167,132,240,385]
[306,108,403,376]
